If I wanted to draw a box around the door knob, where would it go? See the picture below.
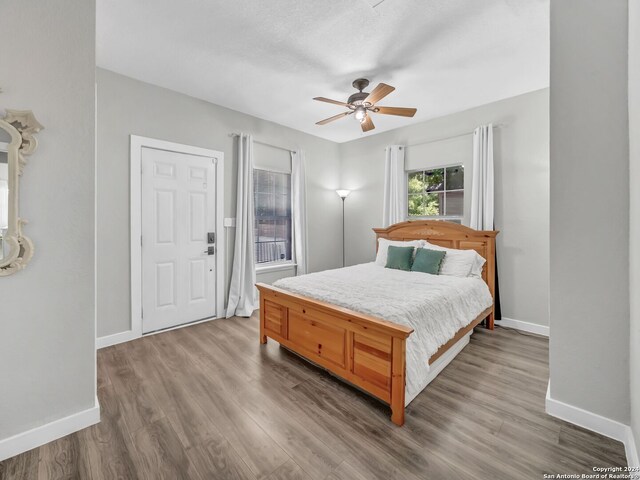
[204,246,215,255]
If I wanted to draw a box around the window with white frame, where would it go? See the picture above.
[253,169,292,265]
[407,165,464,222]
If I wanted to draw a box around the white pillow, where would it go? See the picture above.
[470,255,486,278]
[422,241,486,278]
[375,238,425,267]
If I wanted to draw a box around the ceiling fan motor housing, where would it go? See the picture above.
[348,91,370,106]
[349,78,372,106]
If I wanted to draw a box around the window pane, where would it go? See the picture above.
[445,191,464,216]
[256,219,275,242]
[275,219,289,242]
[255,170,274,193]
[274,172,289,195]
[408,171,424,194]
[406,165,464,219]
[408,194,425,216]
[446,166,464,190]
[275,194,289,216]
[273,242,287,261]
[425,168,444,192]
[424,192,443,215]
[255,193,274,216]
[253,169,292,264]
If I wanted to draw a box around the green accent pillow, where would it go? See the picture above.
[385,246,415,271]
[411,248,446,275]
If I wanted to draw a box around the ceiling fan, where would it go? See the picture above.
[314,78,417,133]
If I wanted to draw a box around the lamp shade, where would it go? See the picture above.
[335,189,351,199]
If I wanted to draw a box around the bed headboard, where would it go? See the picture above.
[373,220,499,302]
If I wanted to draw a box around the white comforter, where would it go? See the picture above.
[273,263,492,404]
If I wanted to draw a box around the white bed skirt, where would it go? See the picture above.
[405,331,471,406]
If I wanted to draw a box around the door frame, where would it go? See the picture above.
[130,135,225,339]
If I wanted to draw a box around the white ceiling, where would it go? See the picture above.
[97,0,549,143]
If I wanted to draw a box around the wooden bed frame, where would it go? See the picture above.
[257,220,498,426]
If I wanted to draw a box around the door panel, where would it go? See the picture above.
[155,262,176,308]
[155,189,176,244]
[188,258,207,302]
[189,165,207,180]
[142,147,217,333]
[189,192,206,242]
[154,161,176,178]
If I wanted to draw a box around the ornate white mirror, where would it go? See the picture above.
[0,110,43,276]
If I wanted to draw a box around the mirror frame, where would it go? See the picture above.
[0,109,43,276]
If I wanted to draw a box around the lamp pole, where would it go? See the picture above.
[336,190,351,267]
[341,196,346,266]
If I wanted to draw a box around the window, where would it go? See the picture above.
[407,165,464,222]
[254,169,292,265]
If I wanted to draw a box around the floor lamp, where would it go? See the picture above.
[336,189,351,267]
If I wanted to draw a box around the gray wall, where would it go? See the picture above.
[97,68,342,338]
[339,89,550,327]
[629,0,640,459]
[549,0,630,423]
[0,1,96,439]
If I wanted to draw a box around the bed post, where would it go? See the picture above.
[486,311,495,330]
[259,296,267,344]
[485,230,496,331]
[390,337,407,426]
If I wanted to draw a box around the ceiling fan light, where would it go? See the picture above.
[354,106,367,123]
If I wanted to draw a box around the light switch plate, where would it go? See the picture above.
[224,217,236,228]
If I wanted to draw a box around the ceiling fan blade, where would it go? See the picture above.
[374,106,417,117]
[361,115,375,132]
[316,111,351,125]
[364,83,395,105]
[313,97,350,107]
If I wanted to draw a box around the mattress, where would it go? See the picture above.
[273,262,493,404]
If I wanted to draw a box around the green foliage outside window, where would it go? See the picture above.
[408,166,463,218]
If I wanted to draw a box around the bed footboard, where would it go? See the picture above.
[257,283,414,426]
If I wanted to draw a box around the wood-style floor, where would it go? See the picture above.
[0,314,626,480]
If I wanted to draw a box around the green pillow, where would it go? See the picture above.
[385,246,415,271]
[411,248,446,275]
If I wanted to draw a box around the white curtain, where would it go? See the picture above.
[470,124,494,230]
[291,149,308,275]
[226,134,258,318]
[382,145,406,227]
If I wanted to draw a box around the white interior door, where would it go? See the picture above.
[141,146,217,333]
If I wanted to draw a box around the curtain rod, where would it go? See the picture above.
[229,133,296,154]
[389,123,506,150]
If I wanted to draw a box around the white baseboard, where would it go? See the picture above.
[96,329,139,349]
[96,316,222,349]
[546,382,638,466]
[627,427,640,469]
[495,317,549,337]
[0,396,100,462]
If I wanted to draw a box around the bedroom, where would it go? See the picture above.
[0,0,638,479]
